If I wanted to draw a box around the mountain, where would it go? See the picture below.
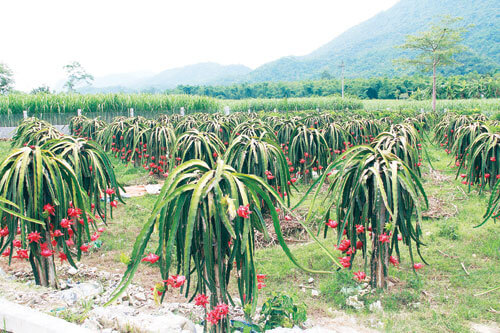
[145,62,251,89]
[81,0,499,93]
[243,0,499,82]
[91,71,153,88]
[82,62,251,93]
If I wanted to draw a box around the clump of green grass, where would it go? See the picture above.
[382,290,421,312]
[51,299,94,324]
[319,270,360,307]
[437,219,461,240]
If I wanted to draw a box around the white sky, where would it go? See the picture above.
[2,0,399,92]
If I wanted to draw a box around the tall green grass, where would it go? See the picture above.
[1,94,498,122]
[0,94,364,116]
[0,93,221,115]
[226,96,363,112]
[362,98,500,115]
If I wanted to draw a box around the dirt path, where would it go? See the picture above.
[0,262,377,332]
[122,183,164,197]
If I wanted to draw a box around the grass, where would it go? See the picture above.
[110,157,160,186]
[51,299,94,324]
[0,140,12,159]
[0,137,498,332]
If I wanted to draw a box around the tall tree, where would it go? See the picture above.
[0,63,14,94]
[63,61,94,92]
[396,16,468,112]
[320,70,332,80]
[30,85,52,94]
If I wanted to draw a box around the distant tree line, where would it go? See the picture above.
[167,73,499,100]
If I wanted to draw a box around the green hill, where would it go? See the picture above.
[243,0,499,82]
[83,62,251,93]
[82,0,499,93]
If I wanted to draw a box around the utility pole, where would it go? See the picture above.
[340,61,345,98]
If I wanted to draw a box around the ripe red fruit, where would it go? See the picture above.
[0,226,9,237]
[41,248,53,257]
[379,233,390,243]
[237,204,251,218]
[165,275,186,288]
[325,219,338,228]
[338,239,351,252]
[389,255,399,267]
[28,231,41,243]
[353,271,366,282]
[59,252,68,263]
[80,244,91,252]
[14,249,29,260]
[339,256,351,268]
[43,203,56,216]
[194,294,209,307]
[60,218,73,229]
[141,252,159,263]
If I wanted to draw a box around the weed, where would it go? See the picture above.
[383,290,421,311]
[319,270,359,307]
[438,220,461,240]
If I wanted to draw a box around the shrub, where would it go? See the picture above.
[259,293,307,330]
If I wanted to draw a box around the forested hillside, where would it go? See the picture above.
[168,74,500,100]
[243,0,499,82]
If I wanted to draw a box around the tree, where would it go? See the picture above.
[63,61,94,92]
[0,63,14,94]
[396,16,468,111]
[320,70,332,80]
[30,85,52,94]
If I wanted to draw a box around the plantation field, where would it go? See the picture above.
[0,135,498,332]
[1,109,499,332]
[96,142,500,332]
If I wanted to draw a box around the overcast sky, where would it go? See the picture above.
[2,0,399,91]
